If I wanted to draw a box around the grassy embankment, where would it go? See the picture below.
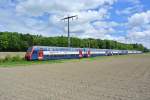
[0,53,149,67]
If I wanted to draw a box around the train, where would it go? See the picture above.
[25,46,142,61]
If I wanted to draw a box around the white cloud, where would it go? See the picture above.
[128,10,150,28]
[128,30,150,38]
[93,21,118,29]
[16,0,117,16]
[14,0,117,38]
[127,10,150,48]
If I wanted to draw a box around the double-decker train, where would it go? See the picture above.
[25,46,142,61]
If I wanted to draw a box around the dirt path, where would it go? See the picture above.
[0,54,150,100]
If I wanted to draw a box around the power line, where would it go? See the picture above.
[61,15,78,47]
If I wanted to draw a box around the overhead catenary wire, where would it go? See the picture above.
[61,15,78,47]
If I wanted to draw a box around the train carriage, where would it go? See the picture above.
[112,50,119,55]
[105,49,113,56]
[25,46,83,60]
[90,49,106,57]
[25,46,142,61]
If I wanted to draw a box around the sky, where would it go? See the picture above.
[0,0,150,48]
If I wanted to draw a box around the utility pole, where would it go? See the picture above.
[88,38,91,48]
[109,40,111,50]
[62,15,78,47]
[125,36,129,50]
[116,40,118,49]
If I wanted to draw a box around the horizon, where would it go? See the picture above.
[0,0,150,49]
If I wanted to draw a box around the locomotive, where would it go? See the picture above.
[25,46,142,61]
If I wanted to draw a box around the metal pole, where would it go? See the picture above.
[116,41,118,49]
[67,18,70,47]
[61,15,78,48]
[125,37,128,50]
[109,40,111,50]
[89,39,90,48]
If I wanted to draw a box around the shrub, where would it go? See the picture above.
[0,59,3,63]
[11,55,22,61]
[0,55,23,63]
[4,55,12,62]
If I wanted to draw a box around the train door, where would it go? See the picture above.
[38,48,44,60]
[105,50,108,56]
[79,49,83,58]
[83,49,86,57]
[87,49,91,57]
[25,47,33,60]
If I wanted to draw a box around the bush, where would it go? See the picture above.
[11,55,22,61]
[0,59,3,63]
[4,55,12,62]
[11,55,21,61]
[0,55,23,63]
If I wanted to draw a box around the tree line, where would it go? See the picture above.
[0,32,149,52]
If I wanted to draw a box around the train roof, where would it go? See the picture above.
[30,46,142,52]
[32,46,82,49]
[32,46,112,51]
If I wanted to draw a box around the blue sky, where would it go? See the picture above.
[0,0,150,48]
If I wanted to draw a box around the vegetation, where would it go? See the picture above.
[0,31,149,52]
[0,53,149,67]
[0,55,61,67]
[0,55,23,63]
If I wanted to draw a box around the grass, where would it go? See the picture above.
[0,55,65,67]
[0,53,148,67]
[0,60,62,67]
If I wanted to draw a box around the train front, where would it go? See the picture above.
[25,47,33,60]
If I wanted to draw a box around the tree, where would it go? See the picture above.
[0,32,148,52]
